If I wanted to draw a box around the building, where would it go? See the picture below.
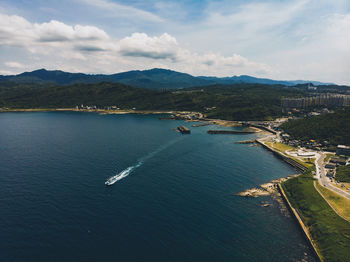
[281,93,350,111]
[329,157,348,166]
[336,145,350,156]
[325,163,337,169]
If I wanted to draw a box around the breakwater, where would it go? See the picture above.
[191,123,213,127]
[233,139,256,144]
[278,184,322,261]
[247,124,277,134]
[177,126,191,134]
[207,130,256,134]
[256,140,308,172]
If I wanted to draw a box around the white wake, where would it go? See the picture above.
[105,137,183,185]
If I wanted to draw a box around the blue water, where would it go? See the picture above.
[0,112,315,262]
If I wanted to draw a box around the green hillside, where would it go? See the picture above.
[281,108,350,146]
[0,82,304,121]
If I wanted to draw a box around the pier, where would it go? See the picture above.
[191,123,213,127]
[207,130,256,134]
[233,139,256,144]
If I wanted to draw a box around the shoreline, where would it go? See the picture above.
[0,108,182,115]
[278,184,322,261]
[239,134,324,261]
[0,108,269,131]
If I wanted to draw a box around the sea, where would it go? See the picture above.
[0,112,316,262]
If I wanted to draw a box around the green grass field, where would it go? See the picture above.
[282,169,350,262]
[315,182,350,222]
[265,141,313,168]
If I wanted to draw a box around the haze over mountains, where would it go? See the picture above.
[0,68,335,89]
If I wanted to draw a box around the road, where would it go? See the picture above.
[258,131,350,199]
[315,152,350,200]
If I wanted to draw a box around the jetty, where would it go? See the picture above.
[207,130,256,134]
[191,123,213,127]
[177,126,191,134]
[233,139,256,144]
[159,117,175,120]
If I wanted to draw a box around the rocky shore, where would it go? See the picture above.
[236,174,299,198]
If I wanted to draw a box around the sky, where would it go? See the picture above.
[0,0,350,84]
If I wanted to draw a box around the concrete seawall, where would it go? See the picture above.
[246,124,277,134]
[278,184,322,262]
[208,130,256,134]
[255,140,308,173]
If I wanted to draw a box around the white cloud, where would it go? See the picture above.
[119,33,179,60]
[34,20,109,42]
[0,69,14,75]
[4,61,24,68]
[0,12,270,77]
[0,13,110,52]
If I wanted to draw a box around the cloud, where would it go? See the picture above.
[4,61,24,68]
[0,12,271,77]
[34,21,109,42]
[119,33,179,60]
[0,13,109,51]
[0,69,15,75]
[75,45,106,52]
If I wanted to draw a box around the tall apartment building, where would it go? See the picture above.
[281,94,350,110]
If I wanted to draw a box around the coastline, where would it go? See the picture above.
[240,134,325,262]
[0,108,266,131]
[278,184,322,261]
[0,108,181,115]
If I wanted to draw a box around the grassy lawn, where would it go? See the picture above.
[315,182,350,222]
[266,141,295,153]
[282,169,350,262]
[336,165,350,183]
[265,142,313,168]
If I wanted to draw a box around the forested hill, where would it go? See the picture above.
[0,68,211,89]
[281,108,350,146]
[0,68,335,89]
[0,82,305,121]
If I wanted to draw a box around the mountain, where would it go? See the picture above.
[0,68,212,89]
[107,68,212,89]
[0,68,336,89]
[199,75,334,86]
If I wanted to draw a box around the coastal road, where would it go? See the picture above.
[315,152,350,200]
[257,132,350,200]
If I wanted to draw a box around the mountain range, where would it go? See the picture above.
[0,68,335,89]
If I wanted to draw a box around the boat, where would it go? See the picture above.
[105,175,119,186]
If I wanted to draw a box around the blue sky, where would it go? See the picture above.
[1,0,350,84]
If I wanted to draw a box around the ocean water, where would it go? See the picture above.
[0,112,315,262]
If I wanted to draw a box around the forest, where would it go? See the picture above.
[0,81,305,121]
[281,108,350,145]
